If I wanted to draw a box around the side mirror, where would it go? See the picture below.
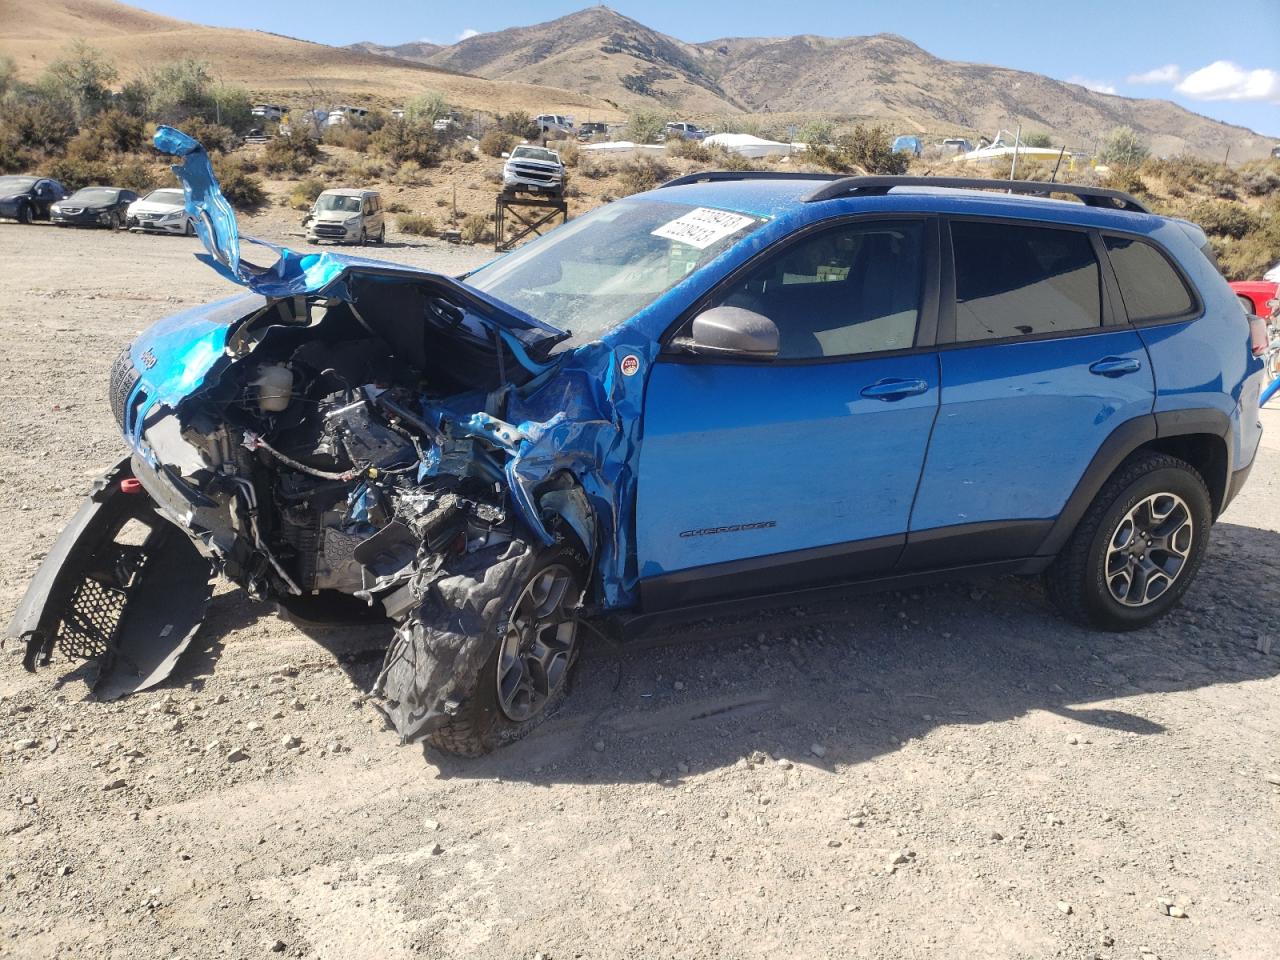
[674,305,779,359]
[501,151,511,159]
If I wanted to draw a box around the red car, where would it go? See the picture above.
[1230,279,1278,316]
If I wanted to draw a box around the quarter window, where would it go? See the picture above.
[1103,235,1195,321]
[951,221,1102,342]
[713,220,925,359]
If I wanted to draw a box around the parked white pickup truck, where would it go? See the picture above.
[502,145,565,198]
[535,114,574,136]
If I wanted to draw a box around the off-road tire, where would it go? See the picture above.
[425,538,588,757]
[1046,453,1212,631]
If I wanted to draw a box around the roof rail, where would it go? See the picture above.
[659,171,845,189]
[802,175,1150,213]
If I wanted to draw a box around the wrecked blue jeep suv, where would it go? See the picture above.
[7,128,1265,755]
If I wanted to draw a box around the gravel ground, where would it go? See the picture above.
[2,222,1279,960]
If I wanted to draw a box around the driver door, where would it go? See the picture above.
[636,217,941,608]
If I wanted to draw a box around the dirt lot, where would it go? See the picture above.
[2,222,1279,960]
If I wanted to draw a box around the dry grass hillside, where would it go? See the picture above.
[358,7,1274,161]
[0,0,624,119]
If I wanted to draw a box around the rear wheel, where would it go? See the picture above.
[1239,295,1256,315]
[1046,453,1212,630]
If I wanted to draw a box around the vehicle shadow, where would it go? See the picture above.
[423,518,1280,785]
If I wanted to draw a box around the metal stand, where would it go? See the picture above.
[494,194,568,252]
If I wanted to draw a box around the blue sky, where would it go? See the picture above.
[133,0,1280,136]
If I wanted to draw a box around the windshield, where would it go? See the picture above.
[69,188,119,203]
[0,176,37,191]
[466,199,764,345]
[510,146,559,163]
[316,194,362,213]
[144,189,184,204]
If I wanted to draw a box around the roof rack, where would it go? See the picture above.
[659,171,845,189]
[803,175,1150,212]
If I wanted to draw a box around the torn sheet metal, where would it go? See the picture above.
[373,539,536,741]
[3,458,215,697]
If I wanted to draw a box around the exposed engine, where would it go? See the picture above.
[129,288,543,621]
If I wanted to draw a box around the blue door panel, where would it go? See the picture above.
[911,330,1154,532]
[636,354,939,578]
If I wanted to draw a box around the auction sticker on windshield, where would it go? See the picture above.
[651,207,757,250]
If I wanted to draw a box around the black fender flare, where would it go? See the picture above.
[1037,409,1231,558]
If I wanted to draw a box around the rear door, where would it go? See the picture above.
[637,216,941,607]
[904,217,1155,567]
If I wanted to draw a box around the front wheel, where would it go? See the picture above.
[376,535,587,757]
[17,203,34,225]
[1046,453,1212,630]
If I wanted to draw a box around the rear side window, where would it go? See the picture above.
[951,221,1101,342]
[1103,235,1196,321]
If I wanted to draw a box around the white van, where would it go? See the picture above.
[326,105,370,128]
[304,189,385,245]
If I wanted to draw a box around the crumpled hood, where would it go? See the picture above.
[152,126,564,341]
[124,127,570,425]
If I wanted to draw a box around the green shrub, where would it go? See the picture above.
[616,155,672,195]
[211,155,265,209]
[163,118,236,153]
[666,137,712,162]
[38,40,117,122]
[322,125,370,152]
[496,111,537,139]
[1188,199,1262,239]
[78,109,146,155]
[405,92,450,126]
[625,109,667,145]
[451,143,478,163]
[1239,160,1280,197]
[1022,132,1052,148]
[480,129,518,157]
[391,159,429,185]
[705,143,757,172]
[813,124,908,175]
[111,157,159,192]
[0,97,77,153]
[460,213,491,244]
[262,130,320,175]
[1099,126,1149,168]
[397,213,436,236]
[40,155,115,191]
[371,118,439,167]
[796,119,835,146]
[287,177,326,210]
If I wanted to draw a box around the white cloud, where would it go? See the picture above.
[1127,64,1181,85]
[1069,75,1117,95]
[1176,60,1280,102]
[457,27,480,41]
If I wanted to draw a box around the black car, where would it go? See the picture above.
[0,176,68,224]
[50,186,140,229]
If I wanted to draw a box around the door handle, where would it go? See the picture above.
[860,378,930,401]
[1089,357,1142,377]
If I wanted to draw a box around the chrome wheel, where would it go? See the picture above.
[1105,493,1194,607]
[495,563,579,722]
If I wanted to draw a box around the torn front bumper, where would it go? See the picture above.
[4,459,215,699]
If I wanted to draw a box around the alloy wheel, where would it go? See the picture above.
[1104,492,1194,607]
[495,564,579,722]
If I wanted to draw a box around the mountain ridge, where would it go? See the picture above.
[352,6,1271,159]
